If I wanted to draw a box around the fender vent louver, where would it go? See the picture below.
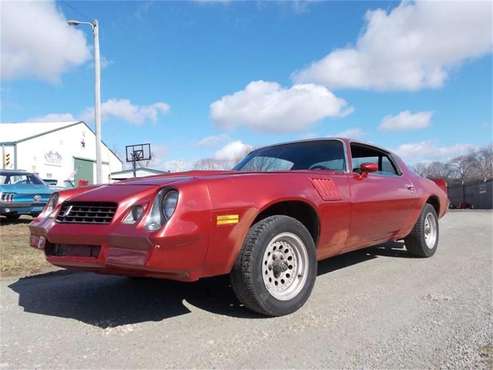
[310,178,341,201]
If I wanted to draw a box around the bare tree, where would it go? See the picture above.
[412,144,492,184]
[427,161,452,178]
[193,158,233,170]
[413,161,451,178]
[413,163,429,177]
[448,154,478,183]
[474,144,493,181]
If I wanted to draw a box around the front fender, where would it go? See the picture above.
[200,174,321,277]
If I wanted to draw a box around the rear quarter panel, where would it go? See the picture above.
[393,156,449,234]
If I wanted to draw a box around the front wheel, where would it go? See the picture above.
[404,204,439,257]
[230,215,317,316]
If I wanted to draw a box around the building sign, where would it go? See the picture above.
[44,150,62,166]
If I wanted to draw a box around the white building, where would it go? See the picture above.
[0,121,122,185]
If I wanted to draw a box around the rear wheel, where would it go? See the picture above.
[405,204,439,257]
[230,215,317,316]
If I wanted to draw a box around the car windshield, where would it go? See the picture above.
[0,172,45,185]
[234,140,346,172]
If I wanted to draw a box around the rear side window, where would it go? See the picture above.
[0,173,45,184]
[350,144,400,176]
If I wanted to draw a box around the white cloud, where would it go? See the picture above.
[81,99,170,125]
[214,140,252,162]
[197,134,230,147]
[293,1,493,90]
[27,113,76,122]
[379,111,432,131]
[1,0,90,82]
[210,81,352,132]
[139,144,169,170]
[333,128,365,139]
[394,141,477,163]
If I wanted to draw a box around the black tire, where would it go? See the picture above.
[5,214,20,221]
[230,215,317,316]
[404,204,439,258]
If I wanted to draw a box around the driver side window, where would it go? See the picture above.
[350,144,399,176]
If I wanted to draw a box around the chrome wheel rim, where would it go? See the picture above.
[262,232,308,301]
[424,213,437,249]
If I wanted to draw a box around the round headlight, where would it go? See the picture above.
[162,190,178,220]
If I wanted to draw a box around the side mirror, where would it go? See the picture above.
[360,162,378,173]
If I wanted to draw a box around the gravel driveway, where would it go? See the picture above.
[1,210,492,369]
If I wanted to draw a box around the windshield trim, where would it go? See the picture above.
[236,139,350,173]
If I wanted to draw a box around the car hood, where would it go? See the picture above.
[0,183,53,195]
[63,171,234,203]
[113,170,240,186]
[112,169,323,186]
[62,169,336,203]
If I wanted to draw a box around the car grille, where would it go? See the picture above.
[56,202,118,224]
[45,243,101,257]
[0,192,15,202]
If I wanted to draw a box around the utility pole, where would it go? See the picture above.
[67,19,103,184]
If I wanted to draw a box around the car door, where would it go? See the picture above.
[344,143,421,251]
[300,141,352,259]
[311,171,352,259]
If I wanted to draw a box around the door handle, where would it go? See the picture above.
[406,184,416,192]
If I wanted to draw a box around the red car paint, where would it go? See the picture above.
[29,139,448,281]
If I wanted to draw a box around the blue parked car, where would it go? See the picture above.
[0,170,53,220]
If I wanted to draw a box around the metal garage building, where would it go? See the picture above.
[448,180,493,209]
[0,121,122,185]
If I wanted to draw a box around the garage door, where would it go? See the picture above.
[74,158,94,185]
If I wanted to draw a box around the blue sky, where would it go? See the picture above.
[1,0,492,170]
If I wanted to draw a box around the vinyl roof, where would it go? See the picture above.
[0,121,80,143]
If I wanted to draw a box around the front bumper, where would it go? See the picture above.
[29,216,207,281]
[0,201,45,216]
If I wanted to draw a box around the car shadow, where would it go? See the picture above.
[366,240,414,258]
[8,242,412,328]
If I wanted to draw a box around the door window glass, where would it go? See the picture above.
[350,144,399,176]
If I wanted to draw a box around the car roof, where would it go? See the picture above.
[252,137,392,154]
[0,169,31,175]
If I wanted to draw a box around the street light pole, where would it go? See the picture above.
[67,19,103,184]
[92,20,102,184]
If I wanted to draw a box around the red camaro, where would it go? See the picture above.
[30,139,448,316]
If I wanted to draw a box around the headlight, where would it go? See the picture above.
[42,193,59,218]
[162,190,178,220]
[144,189,179,231]
[122,205,145,224]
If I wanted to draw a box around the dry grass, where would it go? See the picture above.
[0,216,53,277]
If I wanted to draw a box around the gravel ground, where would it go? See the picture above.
[0,210,492,369]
